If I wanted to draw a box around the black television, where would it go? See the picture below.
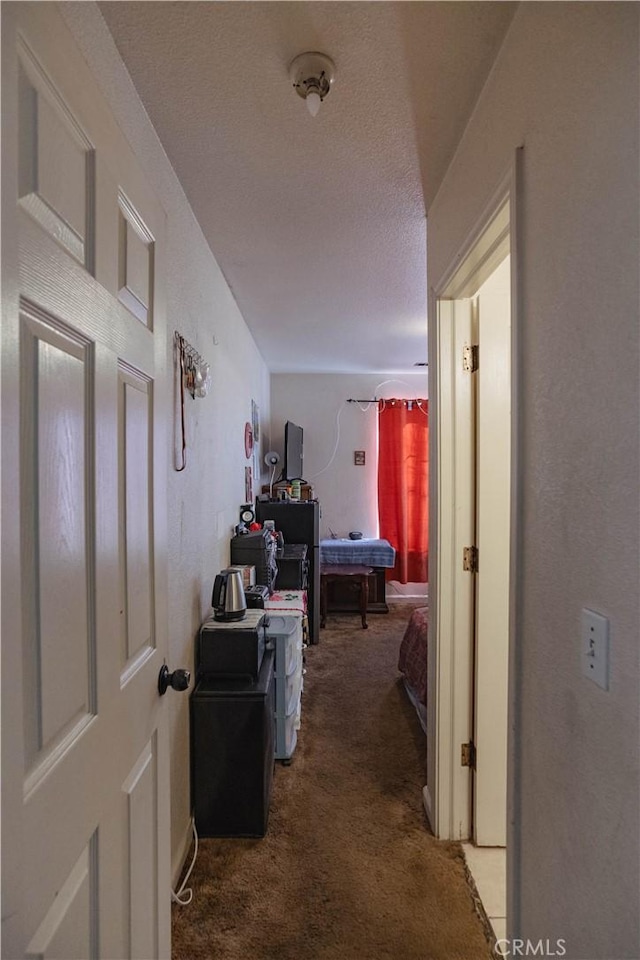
[283,421,304,481]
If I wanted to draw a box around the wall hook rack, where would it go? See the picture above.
[174,331,212,471]
[175,332,210,399]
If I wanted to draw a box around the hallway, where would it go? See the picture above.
[172,602,493,960]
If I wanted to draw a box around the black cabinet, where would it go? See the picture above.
[191,649,275,837]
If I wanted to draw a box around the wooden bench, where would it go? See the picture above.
[320,564,374,629]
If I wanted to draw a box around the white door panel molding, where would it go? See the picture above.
[3,6,171,957]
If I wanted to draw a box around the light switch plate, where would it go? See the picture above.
[581,608,609,690]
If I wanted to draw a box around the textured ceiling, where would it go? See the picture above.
[99,1,516,373]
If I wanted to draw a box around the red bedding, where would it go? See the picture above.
[397,606,429,706]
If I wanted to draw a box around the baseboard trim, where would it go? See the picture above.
[387,595,429,602]
[172,815,195,889]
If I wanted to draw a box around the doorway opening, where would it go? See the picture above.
[429,178,519,942]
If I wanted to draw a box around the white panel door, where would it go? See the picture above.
[2,6,171,957]
[473,256,511,846]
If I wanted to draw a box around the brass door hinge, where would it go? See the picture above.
[463,344,479,372]
[463,546,479,572]
[461,742,476,768]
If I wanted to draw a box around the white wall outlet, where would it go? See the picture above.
[581,608,609,690]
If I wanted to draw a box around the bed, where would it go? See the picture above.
[319,538,396,614]
[397,606,429,734]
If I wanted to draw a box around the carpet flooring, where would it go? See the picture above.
[172,601,494,960]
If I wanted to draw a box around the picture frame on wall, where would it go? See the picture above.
[245,465,253,503]
[253,446,260,490]
[251,399,260,491]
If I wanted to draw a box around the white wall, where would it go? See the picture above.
[270,373,428,546]
[427,5,639,957]
[61,4,271,879]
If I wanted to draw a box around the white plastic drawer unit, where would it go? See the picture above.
[283,635,303,678]
[265,615,304,761]
[276,662,303,717]
[274,689,302,760]
[278,705,302,761]
[265,615,303,677]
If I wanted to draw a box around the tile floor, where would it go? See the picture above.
[462,844,506,946]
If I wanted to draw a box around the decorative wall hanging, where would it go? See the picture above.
[175,332,210,400]
[244,421,254,459]
[174,331,211,472]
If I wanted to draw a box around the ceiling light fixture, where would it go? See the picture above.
[289,51,335,117]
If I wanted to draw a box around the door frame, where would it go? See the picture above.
[472,253,512,846]
[426,150,523,886]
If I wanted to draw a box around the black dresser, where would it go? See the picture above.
[190,612,275,837]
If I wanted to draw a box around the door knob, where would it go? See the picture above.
[158,664,190,696]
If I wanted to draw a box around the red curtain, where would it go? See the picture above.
[378,399,428,584]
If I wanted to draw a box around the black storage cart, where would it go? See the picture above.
[275,543,308,590]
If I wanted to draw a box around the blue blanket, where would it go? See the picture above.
[319,538,396,568]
